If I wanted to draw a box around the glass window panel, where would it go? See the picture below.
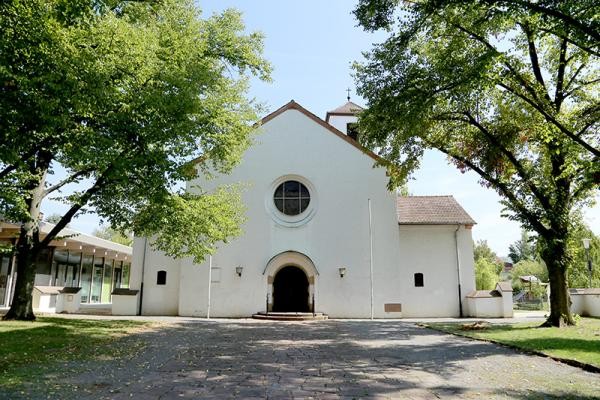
[66,252,81,287]
[80,254,93,303]
[300,198,310,213]
[274,184,283,198]
[284,199,300,215]
[102,259,113,303]
[113,260,123,290]
[274,198,284,213]
[284,181,300,197]
[0,255,10,306]
[122,263,130,288]
[300,184,310,198]
[90,256,104,303]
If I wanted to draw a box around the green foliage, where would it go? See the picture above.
[473,240,503,289]
[0,0,270,263]
[475,258,501,290]
[93,225,133,247]
[566,222,600,288]
[508,230,536,264]
[511,259,548,295]
[352,0,598,326]
[134,186,246,264]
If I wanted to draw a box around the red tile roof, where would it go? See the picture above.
[397,195,476,225]
[325,101,364,122]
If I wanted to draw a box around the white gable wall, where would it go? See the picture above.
[177,108,402,318]
[132,106,477,318]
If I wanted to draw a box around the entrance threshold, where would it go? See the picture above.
[252,312,328,321]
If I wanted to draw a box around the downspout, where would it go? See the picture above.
[137,237,148,316]
[454,225,464,318]
[368,198,374,320]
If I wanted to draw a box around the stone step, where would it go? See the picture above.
[252,312,328,321]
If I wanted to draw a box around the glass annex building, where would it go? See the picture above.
[0,221,132,309]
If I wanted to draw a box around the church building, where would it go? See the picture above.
[130,100,477,318]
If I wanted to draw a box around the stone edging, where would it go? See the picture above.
[418,323,600,374]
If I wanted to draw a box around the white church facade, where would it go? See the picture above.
[130,100,478,318]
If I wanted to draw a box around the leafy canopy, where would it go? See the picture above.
[0,0,271,263]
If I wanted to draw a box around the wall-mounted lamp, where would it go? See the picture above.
[338,267,346,278]
[236,266,243,277]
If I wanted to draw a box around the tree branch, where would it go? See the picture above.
[462,111,552,211]
[521,23,550,100]
[433,143,551,237]
[497,82,600,158]
[42,169,92,197]
[554,36,568,111]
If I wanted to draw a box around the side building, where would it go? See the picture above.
[0,221,132,312]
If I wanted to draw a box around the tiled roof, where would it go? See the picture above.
[325,101,364,122]
[397,195,476,225]
[327,101,364,115]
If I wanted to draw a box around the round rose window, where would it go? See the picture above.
[273,180,310,216]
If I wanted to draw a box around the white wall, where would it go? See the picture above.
[327,115,357,135]
[134,107,477,318]
[132,237,181,315]
[398,225,475,317]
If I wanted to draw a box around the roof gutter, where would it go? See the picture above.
[454,225,464,318]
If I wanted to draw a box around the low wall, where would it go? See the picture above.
[570,289,600,317]
[466,282,513,318]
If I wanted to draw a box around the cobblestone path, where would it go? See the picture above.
[13,320,600,399]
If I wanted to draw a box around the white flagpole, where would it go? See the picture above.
[368,198,374,320]
[207,255,212,319]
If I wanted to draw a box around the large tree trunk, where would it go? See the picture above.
[2,152,50,321]
[2,236,38,320]
[540,238,575,327]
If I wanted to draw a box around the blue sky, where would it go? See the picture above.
[42,0,599,256]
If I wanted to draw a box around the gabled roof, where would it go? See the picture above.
[325,101,364,122]
[397,195,476,225]
[261,100,381,162]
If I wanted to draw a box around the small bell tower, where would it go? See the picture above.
[325,89,363,140]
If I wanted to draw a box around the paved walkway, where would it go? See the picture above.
[13,318,597,399]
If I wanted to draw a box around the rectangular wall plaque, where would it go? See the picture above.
[384,303,402,312]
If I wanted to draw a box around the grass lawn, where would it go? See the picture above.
[0,316,153,391]
[426,317,600,370]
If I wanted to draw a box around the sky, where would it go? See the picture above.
[42,0,599,256]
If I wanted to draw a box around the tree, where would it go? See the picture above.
[567,221,600,288]
[44,213,69,228]
[473,240,503,290]
[93,225,133,247]
[0,0,270,320]
[353,0,598,326]
[508,230,536,264]
[511,259,548,299]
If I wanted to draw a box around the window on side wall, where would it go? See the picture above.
[414,273,424,287]
[157,270,167,285]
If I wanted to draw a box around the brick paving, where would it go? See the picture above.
[10,319,600,399]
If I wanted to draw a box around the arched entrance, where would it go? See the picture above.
[272,266,309,312]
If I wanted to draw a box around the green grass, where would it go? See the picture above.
[426,317,600,369]
[0,316,152,391]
